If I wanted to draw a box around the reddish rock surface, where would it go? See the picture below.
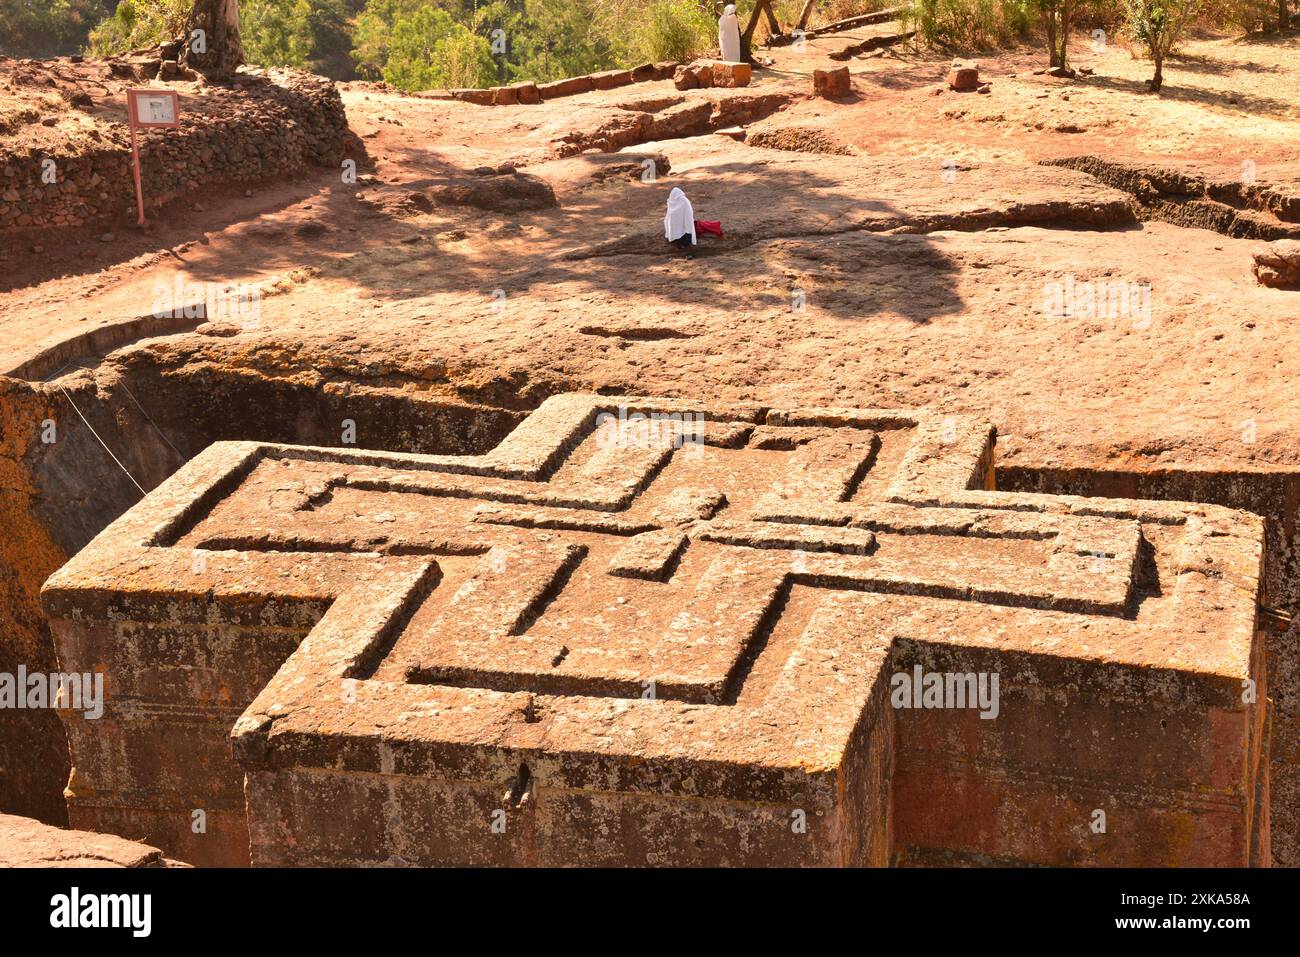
[948,59,981,92]
[0,812,169,867]
[6,29,1300,867]
[813,66,851,98]
[1253,239,1300,288]
[43,394,1267,866]
[674,62,714,90]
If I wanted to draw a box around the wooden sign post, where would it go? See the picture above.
[126,88,180,226]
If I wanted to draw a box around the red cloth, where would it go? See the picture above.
[694,219,723,238]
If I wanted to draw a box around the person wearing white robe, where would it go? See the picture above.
[718,4,742,63]
[664,187,697,251]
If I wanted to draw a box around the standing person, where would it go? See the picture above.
[719,4,742,62]
[664,187,697,256]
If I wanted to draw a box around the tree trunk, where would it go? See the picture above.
[796,0,817,31]
[180,0,244,81]
[1045,12,1058,67]
[1059,1,1070,71]
[1150,54,1163,92]
[1281,0,1290,30]
[763,0,782,34]
[742,0,774,62]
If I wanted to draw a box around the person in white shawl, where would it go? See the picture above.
[664,187,697,252]
[718,4,742,63]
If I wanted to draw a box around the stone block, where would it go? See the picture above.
[948,59,980,92]
[452,88,496,105]
[537,76,594,99]
[1253,239,1300,289]
[813,66,851,98]
[509,82,542,105]
[42,394,1269,866]
[591,69,634,90]
[707,61,752,88]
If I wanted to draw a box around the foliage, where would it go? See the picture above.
[1198,0,1274,30]
[479,0,618,84]
[903,0,1033,46]
[241,0,313,67]
[0,0,110,57]
[621,0,716,64]
[358,2,496,89]
[19,0,1273,95]
[1122,0,1202,90]
[86,0,190,55]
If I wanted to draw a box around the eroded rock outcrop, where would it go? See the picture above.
[1253,239,1300,288]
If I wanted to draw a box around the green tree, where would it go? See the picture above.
[351,0,424,78]
[242,0,354,77]
[301,0,354,76]
[242,0,312,67]
[87,0,192,56]
[0,0,110,57]
[1124,0,1202,91]
[368,3,495,90]
[475,0,617,84]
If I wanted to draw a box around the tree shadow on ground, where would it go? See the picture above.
[1168,51,1284,75]
[1082,71,1294,117]
[176,147,978,327]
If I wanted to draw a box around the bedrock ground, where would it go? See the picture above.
[3,30,1300,860]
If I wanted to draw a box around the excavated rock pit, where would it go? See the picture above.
[7,31,1300,865]
[4,339,1299,865]
[0,348,522,824]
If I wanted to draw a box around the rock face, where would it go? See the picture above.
[948,59,981,92]
[813,66,852,99]
[1252,239,1300,288]
[0,68,352,235]
[747,126,854,155]
[0,812,168,867]
[42,393,1269,866]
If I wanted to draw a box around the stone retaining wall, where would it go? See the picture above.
[0,69,353,234]
[451,61,679,106]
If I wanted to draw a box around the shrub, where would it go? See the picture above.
[904,0,1033,46]
[627,0,715,63]
[1199,0,1275,30]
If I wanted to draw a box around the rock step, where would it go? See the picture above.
[1045,155,1300,238]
